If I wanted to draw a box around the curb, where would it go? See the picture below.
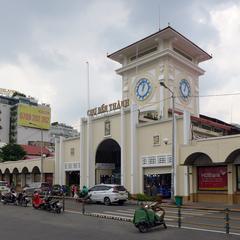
[83,212,132,222]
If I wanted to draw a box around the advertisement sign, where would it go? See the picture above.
[198,166,228,191]
[18,104,51,130]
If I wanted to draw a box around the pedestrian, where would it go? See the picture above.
[71,185,75,197]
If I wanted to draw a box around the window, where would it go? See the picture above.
[237,165,240,191]
[153,135,160,145]
[104,120,111,136]
[70,148,75,156]
[130,46,157,61]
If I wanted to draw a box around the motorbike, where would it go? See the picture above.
[1,191,17,205]
[32,192,62,213]
[17,192,30,207]
[133,203,167,233]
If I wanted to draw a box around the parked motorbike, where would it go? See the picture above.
[32,192,62,213]
[133,203,167,233]
[1,190,17,205]
[17,192,30,207]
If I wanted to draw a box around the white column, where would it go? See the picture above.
[173,115,177,196]
[87,116,94,187]
[59,136,65,185]
[130,104,138,193]
[54,138,59,184]
[120,108,125,186]
[183,110,191,197]
[80,118,85,189]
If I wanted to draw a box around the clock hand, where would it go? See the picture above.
[142,83,145,92]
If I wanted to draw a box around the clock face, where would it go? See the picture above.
[135,78,152,101]
[179,79,191,101]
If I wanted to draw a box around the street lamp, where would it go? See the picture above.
[160,81,176,201]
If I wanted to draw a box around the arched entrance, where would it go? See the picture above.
[32,166,41,182]
[95,139,121,184]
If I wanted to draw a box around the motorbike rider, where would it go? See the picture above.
[80,185,88,198]
[149,198,165,221]
[10,188,17,202]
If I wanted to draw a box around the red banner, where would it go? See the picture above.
[198,166,228,191]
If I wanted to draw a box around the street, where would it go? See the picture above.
[0,203,239,240]
[64,199,240,235]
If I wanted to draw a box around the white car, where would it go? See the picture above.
[88,184,128,205]
[0,181,10,196]
[23,182,50,195]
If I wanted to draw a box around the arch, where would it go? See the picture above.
[12,168,19,174]
[21,167,29,174]
[225,149,240,164]
[184,152,213,166]
[95,138,121,184]
[32,166,40,174]
[4,168,10,174]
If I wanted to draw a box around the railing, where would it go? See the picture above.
[162,205,240,235]
[26,195,240,235]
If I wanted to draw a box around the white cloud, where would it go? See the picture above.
[200,3,240,123]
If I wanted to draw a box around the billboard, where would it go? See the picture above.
[18,104,51,130]
[198,166,228,191]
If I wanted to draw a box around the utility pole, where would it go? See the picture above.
[160,81,176,201]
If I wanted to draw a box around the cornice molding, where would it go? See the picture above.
[116,49,205,76]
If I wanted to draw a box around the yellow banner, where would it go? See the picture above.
[18,104,51,130]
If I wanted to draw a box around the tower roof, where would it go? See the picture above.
[108,26,212,64]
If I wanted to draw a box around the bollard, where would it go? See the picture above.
[62,195,65,212]
[82,199,85,215]
[178,205,181,228]
[225,208,230,234]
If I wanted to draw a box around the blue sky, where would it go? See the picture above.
[0,0,240,129]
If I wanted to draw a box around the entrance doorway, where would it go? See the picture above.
[95,139,121,185]
[66,171,80,186]
[144,173,171,198]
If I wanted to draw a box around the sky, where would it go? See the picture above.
[0,0,240,130]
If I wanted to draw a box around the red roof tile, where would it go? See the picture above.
[21,145,51,156]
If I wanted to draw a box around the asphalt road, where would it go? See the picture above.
[0,203,239,240]
[64,199,240,235]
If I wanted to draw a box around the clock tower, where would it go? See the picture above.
[108,26,211,121]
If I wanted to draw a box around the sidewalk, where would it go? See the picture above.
[127,199,240,211]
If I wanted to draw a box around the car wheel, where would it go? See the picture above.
[138,223,148,233]
[104,197,111,206]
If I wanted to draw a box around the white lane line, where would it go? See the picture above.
[167,224,240,236]
[104,211,133,217]
[116,209,135,213]
[166,210,204,216]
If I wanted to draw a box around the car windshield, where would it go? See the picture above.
[41,183,50,188]
[29,183,41,188]
[114,186,126,191]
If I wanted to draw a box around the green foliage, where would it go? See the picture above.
[0,144,26,162]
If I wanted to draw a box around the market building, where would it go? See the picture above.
[54,26,240,204]
[1,26,240,204]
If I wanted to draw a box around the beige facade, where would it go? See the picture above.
[0,157,54,188]
[2,26,240,204]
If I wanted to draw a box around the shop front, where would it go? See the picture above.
[196,165,228,203]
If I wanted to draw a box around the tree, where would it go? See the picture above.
[0,144,26,162]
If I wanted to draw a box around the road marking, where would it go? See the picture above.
[104,211,133,217]
[66,209,240,236]
[167,224,240,236]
